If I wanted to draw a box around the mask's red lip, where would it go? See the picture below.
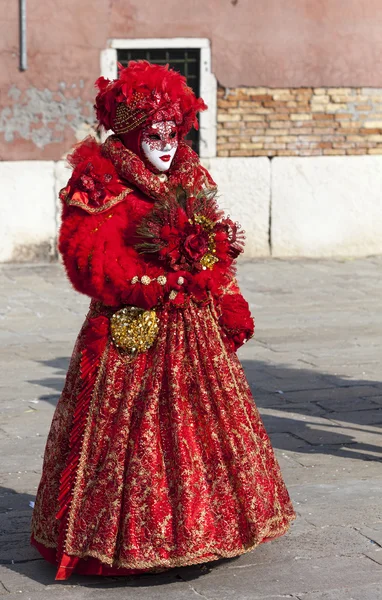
[160,155,171,162]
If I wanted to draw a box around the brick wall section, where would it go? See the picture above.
[217,87,382,157]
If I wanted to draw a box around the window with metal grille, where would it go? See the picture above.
[117,48,201,154]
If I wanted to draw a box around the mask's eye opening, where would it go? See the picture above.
[149,134,161,141]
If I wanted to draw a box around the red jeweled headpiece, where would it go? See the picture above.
[94,61,207,138]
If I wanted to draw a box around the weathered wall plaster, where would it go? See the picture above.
[3,0,382,159]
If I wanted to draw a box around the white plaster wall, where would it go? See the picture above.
[272,156,382,257]
[54,160,70,231]
[0,161,56,262]
[1,156,382,262]
[204,157,271,257]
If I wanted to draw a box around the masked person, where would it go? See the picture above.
[31,61,295,580]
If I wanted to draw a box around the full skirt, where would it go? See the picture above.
[31,299,295,579]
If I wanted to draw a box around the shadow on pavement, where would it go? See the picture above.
[30,355,382,462]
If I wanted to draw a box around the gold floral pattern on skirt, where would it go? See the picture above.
[31,299,295,571]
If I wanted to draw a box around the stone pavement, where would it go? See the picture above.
[0,257,381,600]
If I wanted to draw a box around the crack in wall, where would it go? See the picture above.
[268,156,273,255]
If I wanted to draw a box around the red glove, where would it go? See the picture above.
[218,293,254,351]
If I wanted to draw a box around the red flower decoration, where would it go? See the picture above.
[136,190,245,275]
[183,227,209,261]
[65,137,125,209]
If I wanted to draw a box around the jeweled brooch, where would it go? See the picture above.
[110,306,159,353]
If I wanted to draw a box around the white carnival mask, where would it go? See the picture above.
[141,120,178,172]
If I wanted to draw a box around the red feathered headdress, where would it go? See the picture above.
[94,61,207,138]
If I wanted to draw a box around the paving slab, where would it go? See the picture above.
[296,582,382,600]
[179,555,382,599]
[1,258,382,599]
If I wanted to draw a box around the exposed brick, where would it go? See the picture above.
[364,120,382,128]
[313,120,339,128]
[290,121,314,128]
[323,149,346,155]
[275,135,298,142]
[366,134,382,142]
[300,149,322,156]
[217,142,240,150]
[242,115,265,122]
[229,149,253,156]
[268,114,290,121]
[272,93,294,101]
[326,103,348,112]
[291,128,314,134]
[227,107,255,114]
[311,105,326,113]
[252,150,276,156]
[217,113,241,123]
[223,121,245,129]
[290,113,312,121]
[338,121,362,129]
[238,101,264,108]
[329,95,356,103]
[248,94,273,102]
[216,84,382,157]
[244,128,266,135]
[332,142,355,149]
[359,128,382,134]
[263,142,286,149]
[303,135,322,141]
[265,128,290,135]
[270,87,295,94]
[269,121,294,128]
[322,134,345,142]
[239,142,264,149]
[249,107,273,114]
[218,99,238,108]
[334,113,354,120]
[311,96,330,104]
[329,87,353,94]
[252,135,273,142]
[242,87,269,94]
[277,150,301,156]
[228,136,250,143]
[312,128,336,134]
[312,114,335,120]
[352,95,369,102]
[346,135,365,142]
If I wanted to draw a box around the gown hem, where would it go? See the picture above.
[32,513,295,579]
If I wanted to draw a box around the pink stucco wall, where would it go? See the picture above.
[2,0,382,160]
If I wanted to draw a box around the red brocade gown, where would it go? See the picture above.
[30,136,295,580]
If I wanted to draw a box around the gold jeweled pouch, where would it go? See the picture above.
[110,306,159,353]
